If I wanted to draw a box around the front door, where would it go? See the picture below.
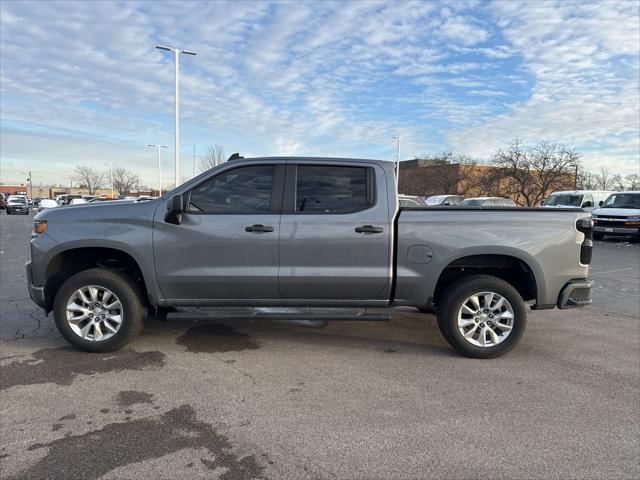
[154,163,283,302]
[278,163,392,302]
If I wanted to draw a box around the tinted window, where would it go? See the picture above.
[296,166,369,213]
[188,165,274,213]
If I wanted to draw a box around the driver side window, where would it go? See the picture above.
[188,165,275,213]
[582,194,593,208]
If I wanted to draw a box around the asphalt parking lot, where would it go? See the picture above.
[1,211,638,480]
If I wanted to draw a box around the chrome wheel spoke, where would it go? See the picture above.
[483,293,494,309]
[486,326,500,345]
[88,286,99,303]
[93,322,103,340]
[469,295,481,310]
[104,300,121,310]
[494,320,512,331]
[66,285,123,342]
[101,290,113,306]
[78,289,92,305]
[103,321,118,333]
[457,291,515,348]
[461,304,476,315]
[459,318,476,328]
[464,325,478,338]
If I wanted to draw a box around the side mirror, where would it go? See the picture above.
[165,194,184,225]
[599,200,604,207]
[582,201,593,208]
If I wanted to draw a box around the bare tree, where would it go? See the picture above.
[200,144,226,172]
[576,168,597,190]
[110,166,139,196]
[486,140,581,206]
[594,167,611,190]
[73,166,104,195]
[610,174,626,191]
[625,173,640,190]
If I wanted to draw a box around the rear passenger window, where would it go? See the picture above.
[188,165,274,213]
[296,166,370,213]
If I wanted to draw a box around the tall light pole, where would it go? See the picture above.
[156,45,197,187]
[148,144,168,196]
[392,136,401,193]
[104,163,114,198]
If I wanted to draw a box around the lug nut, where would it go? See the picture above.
[89,313,93,317]
[489,314,494,319]
[480,322,485,327]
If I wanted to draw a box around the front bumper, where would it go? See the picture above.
[557,279,593,309]
[26,261,46,309]
[8,207,29,214]
[594,225,639,235]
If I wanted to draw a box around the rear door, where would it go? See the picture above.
[153,162,284,301]
[278,163,392,302]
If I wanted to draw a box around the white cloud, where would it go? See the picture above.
[447,0,640,174]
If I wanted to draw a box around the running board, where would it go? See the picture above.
[165,307,393,322]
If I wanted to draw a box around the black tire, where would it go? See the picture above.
[593,232,604,240]
[6,210,10,215]
[53,268,146,352]
[437,275,527,359]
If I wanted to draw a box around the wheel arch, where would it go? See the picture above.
[431,249,544,308]
[42,244,156,312]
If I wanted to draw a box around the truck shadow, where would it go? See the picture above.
[143,310,455,358]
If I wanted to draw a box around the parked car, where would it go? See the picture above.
[459,197,517,207]
[398,194,427,207]
[591,191,640,240]
[0,193,5,210]
[543,190,613,212]
[38,199,59,212]
[6,195,30,215]
[425,195,464,206]
[28,157,593,358]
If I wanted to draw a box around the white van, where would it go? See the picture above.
[542,190,614,212]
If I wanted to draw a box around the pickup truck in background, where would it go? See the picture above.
[27,157,594,358]
[591,191,640,240]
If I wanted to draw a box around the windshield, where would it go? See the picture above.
[602,193,640,209]
[10,197,27,204]
[543,194,582,207]
[459,199,484,206]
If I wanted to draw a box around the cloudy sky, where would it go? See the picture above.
[1,0,638,188]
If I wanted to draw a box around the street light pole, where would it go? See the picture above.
[392,136,401,193]
[156,45,197,188]
[148,144,168,196]
[104,163,114,198]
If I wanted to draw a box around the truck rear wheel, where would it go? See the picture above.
[53,268,146,352]
[437,275,527,359]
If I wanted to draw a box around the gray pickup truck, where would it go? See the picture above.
[27,157,594,358]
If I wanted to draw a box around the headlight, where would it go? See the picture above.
[34,220,47,234]
[626,215,640,221]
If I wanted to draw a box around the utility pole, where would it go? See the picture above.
[392,136,401,194]
[148,144,168,196]
[156,45,197,187]
[104,163,114,198]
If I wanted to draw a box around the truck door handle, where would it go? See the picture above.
[355,225,383,234]
[245,224,274,233]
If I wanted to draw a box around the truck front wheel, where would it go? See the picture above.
[437,275,527,359]
[53,268,146,352]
